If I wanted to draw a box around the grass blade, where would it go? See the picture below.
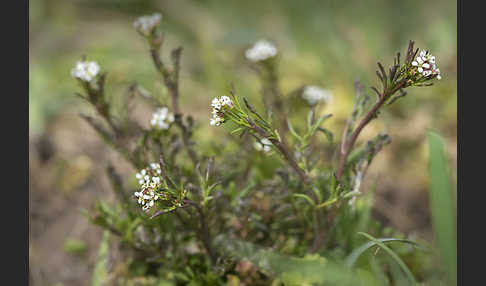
[357,232,417,284]
[427,131,456,283]
[346,237,429,267]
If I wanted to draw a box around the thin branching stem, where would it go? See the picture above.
[183,199,217,265]
[336,93,388,181]
[150,48,198,166]
[246,117,309,183]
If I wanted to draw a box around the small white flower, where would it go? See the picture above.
[134,163,164,211]
[133,13,162,36]
[210,117,222,126]
[245,40,278,62]
[254,138,272,154]
[211,98,222,109]
[302,86,333,106]
[71,61,100,82]
[209,96,234,126]
[412,50,441,80]
[150,107,174,130]
[261,138,271,145]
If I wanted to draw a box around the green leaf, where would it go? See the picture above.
[91,230,110,286]
[123,217,142,244]
[309,114,332,137]
[356,232,417,284]
[287,119,303,143]
[427,131,456,283]
[231,127,245,134]
[64,238,87,256]
[216,237,362,285]
[292,193,316,206]
[315,197,338,209]
[311,186,323,204]
[346,237,429,267]
[317,127,334,144]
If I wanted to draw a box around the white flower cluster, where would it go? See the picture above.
[411,50,441,80]
[150,107,175,130]
[210,96,234,126]
[135,163,162,185]
[71,61,100,82]
[245,40,278,62]
[134,163,163,211]
[253,138,272,154]
[302,86,333,106]
[133,13,162,36]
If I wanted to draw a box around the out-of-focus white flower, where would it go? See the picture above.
[150,107,175,130]
[411,50,441,80]
[254,138,272,154]
[135,163,162,186]
[302,86,333,106]
[134,163,164,211]
[133,13,162,36]
[245,40,278,62]
[209,96,234,126]
[209,116,223,126]
[71,61,100,82]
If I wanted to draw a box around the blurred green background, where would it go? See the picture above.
[29,0,456,285]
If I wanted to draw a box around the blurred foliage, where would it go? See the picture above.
[63,238,88,256]
[29,1,456,285]
[427,131,456,284]
[91,230,110,286]
[29,0,456,137]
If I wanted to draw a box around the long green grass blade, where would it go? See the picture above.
[346,237,429,267]
[427,131,456,283]
[357,232,417,284]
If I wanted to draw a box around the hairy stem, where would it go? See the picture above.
[336,93,388,181]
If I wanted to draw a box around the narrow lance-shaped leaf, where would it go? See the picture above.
[427,131,457,284]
